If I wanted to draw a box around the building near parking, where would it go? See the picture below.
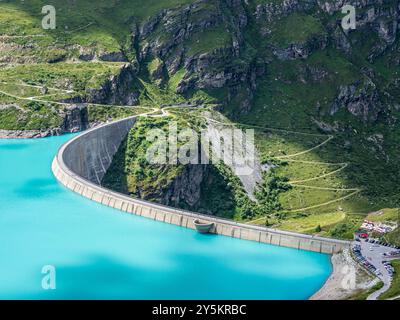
[360,220,397,234]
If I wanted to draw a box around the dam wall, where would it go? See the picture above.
[62,117,136,184]
[52,116,350,254]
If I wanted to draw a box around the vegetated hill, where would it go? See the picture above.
[1,0,399,238]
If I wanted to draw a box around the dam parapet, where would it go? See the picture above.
[52,116,350,254]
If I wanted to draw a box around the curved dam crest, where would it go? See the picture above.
[52,115,350,254]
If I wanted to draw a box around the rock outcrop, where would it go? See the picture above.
[330,79,383,122]
[271,34,328,60]
[59,105,89,133]
[162,164,209,208]
[0,104,89,139]
[86,64,139,106]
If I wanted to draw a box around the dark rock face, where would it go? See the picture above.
[129,0,400,120]
[130,0,258,110]
[254,0,304,21]
[131,164,209,209]
[162,164,209,208]
[271,34,328,60]
[5,0,399,138]
[59,105,89,133]
[181,48,257,90]
[330,79,383,122]
[332,26,352,54]
[105,0,397,121]
[78,45,128,62]
[98,52,128,62]
[86,64,139,106]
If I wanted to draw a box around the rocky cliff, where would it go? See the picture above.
[2,0,400,218]
[118,0,399,123]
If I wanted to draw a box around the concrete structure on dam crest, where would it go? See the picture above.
[52,115,350,254]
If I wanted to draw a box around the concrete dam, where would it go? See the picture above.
[52,115,350,254]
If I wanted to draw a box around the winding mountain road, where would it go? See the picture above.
[1,83,362,222]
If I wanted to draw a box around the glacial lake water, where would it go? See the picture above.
[0,135,332,299]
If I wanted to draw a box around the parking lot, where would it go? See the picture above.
[352,238,399,299]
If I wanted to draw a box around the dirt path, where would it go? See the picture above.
[165,106,362,218]
[0,82,142,109]
[1,86,362,217]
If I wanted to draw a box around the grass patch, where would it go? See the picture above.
[276,211,345,233]
[185,26,231,55]
[0,101,62,130]
[269,13,326,47]
[87,105,151,123]
[379,260,400,300]
[0,62,122,93]
[349,281,384,300]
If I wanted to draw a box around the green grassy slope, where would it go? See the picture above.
[1,0,399,239]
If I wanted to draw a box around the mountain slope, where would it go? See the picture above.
[1,0,399,238]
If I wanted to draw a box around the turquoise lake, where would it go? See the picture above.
[0,135,332,299]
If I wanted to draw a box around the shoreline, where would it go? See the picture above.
[0,128,62,139]
[51,114,349,254]
[310,248,379,300]
[310,251,345,300]
[0,135,338,300]
[0,122,102,139]
[0,127,80,139]
[2,125,351,298]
